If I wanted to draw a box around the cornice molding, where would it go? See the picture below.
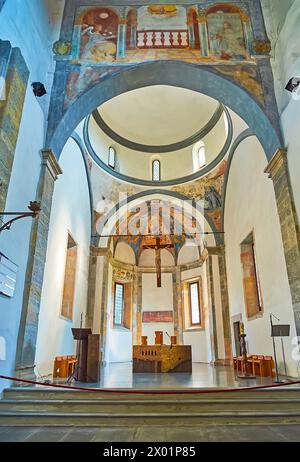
[265,149,288,180]
[41,149,62,180]
[92,103,224,154]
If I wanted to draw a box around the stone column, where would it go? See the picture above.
[0,41,29,211]
[15,149,62,379]
[207,246,233,364]
[99,250,110,362]
[265,149,300,336]
[136,271,143,345]
[86,247,108,335]
[206,255,219,362]
[173,267,183,344]
[132,268,138,345]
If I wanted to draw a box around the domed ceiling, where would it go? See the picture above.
[85,85,232,186]
[97,85,220,147]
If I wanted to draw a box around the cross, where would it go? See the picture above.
[142,235,174,287]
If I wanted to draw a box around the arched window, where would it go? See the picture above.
[193,142,206,171]
[152,159,161,181]
[108,146,116,169]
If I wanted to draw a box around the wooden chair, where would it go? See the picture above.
[264,356,275,377]
[53,355,77,379]
[252,355,266,377]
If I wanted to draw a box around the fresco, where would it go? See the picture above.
[142,311,174,323]
[207,12,249,60]
[70,4,254,66]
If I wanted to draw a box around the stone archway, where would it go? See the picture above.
[47,61,283,160]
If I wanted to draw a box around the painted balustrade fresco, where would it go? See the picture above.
[51,1,273,118]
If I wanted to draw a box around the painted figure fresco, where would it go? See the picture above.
[207,13,249,60]
[71,4,253,65]
[79,8,118,62]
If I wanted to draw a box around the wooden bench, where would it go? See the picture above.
[53,355,77,379]
[233,355,275,377]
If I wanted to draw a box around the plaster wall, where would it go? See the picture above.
[0,0,64,391]
[224,136,298,377]
[35,138,91,376]
[181,266,212,363]
[141,273,174,345]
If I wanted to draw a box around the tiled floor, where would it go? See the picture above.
[54,362,286,389]
[0,425,299,442]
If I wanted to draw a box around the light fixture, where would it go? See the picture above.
[31,82,47,97]
[285,77,300,93]
[0,201,41,232]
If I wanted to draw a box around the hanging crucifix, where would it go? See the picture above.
[142,235,174,287]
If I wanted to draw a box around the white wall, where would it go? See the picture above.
[141,273,174,345]
[224,136,298,377]
[35,138,91,376]
[262,1,300,220]
[0,0,64,391]
[181,266,212,363]
[105,261,133,364]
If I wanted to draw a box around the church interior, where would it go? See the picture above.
[1,0,300,443]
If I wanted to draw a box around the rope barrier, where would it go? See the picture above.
[1,374,300,395]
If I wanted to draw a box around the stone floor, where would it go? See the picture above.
[54,362,286,389]
[0,424,300,442]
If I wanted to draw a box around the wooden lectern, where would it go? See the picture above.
[71,328,100,383]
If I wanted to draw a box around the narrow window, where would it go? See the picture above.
[152,159,161,181]
[197,146,206,169]
[108,146,116,169]
[114,282,124,326]
[189,281,201,326]
[61,234,78,320]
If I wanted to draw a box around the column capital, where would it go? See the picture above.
[206,245,225,256]
[265,149,288,179]
[41,148,62,180]
[90,245,110,257]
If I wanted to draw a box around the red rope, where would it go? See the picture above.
[1,374,300,395]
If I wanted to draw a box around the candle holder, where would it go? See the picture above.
[237,331,256,380]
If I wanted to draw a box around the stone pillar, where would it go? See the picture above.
[117,19,127,59]
[206,255,219,362]
[15,150,62,379]
[265,149,300,336]
[218,253,233,364]
[173,267,183,344]
[99,250,110,362]
[86,247,108,335]
[207,246,233,364]
[136,271,142,345]
[132,268,138,345]
[0,41,29,211]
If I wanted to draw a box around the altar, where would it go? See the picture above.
[133,345,192,373]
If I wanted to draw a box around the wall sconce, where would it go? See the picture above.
[0,201,41,233]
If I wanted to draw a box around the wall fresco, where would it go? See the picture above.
[142,310,174,323]
[68,4,254,66]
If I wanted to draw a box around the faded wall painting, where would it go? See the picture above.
[70,4,254,65]
[207,12,249,60]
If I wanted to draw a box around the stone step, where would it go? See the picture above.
[1,410,300,427]
[3,387,300,401]
[1,398,300,413]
